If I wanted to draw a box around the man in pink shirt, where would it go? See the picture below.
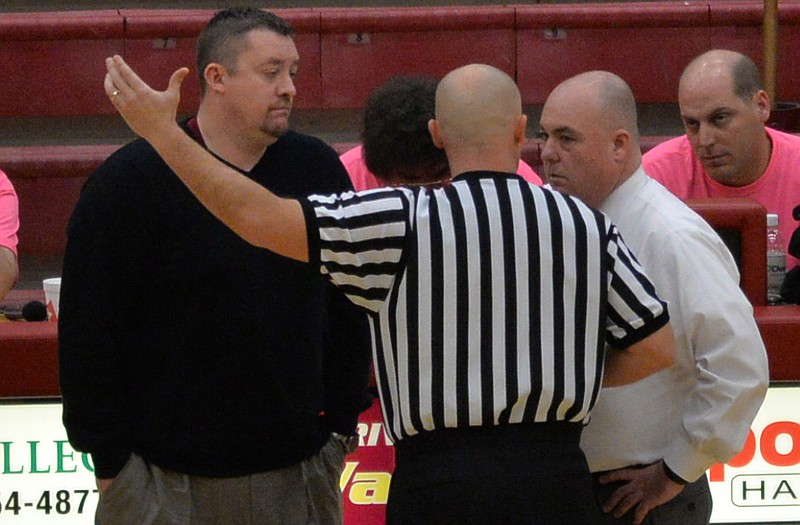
[0,169,19,300]
[643,49,800,269]
[341,76,541,190]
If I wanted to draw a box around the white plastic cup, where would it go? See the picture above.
[43,277,61,322]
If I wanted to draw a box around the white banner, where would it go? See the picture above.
[1,385,799,524]
[0,402,96,523]
[709,384,800,523]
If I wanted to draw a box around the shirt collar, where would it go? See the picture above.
[602,165,648,215]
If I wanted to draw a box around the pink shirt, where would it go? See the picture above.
[643,128,800,269]
[340,145,542,191]
[0,169,19,256]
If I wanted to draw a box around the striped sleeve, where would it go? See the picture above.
[604,222,670,348]
[303,188,413,312]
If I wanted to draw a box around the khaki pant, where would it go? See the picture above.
[96,436,348,525]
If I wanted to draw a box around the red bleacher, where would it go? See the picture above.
[0,11,124,117]
[3,1,800,253]
[2,145,116,254]
[686,198,768,307]
[516,2,711,104]
[4,2,800,116]
[319,6,516,108]
[1,2,799,392]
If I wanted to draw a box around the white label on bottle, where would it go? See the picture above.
[767,252,787,291]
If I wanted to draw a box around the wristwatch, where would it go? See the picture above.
[331,432,360,454]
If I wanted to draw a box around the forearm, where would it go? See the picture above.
[0,247,17,299]
[148,125,308,261]
[603,324,676,387]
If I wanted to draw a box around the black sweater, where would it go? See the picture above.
[58,126,372,478]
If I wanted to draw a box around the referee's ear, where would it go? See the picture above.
[428,119,444,149]
[514,114,528,146]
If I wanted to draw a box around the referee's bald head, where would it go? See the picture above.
[430,64,526,174]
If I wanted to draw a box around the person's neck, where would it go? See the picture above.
[614,156,642,189]
[195,107,273,172]
[448,152,519,178]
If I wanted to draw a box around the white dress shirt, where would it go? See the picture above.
[581,166,769,482]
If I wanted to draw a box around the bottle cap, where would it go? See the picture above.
[767,213,779,227]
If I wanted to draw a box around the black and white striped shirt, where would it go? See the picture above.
[303,171,668,443]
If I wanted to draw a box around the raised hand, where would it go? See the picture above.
[104,55,189,143]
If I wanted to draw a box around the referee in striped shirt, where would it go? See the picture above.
[106,57,677,524]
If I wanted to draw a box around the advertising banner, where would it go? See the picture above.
[0,399,394,525]
[341,399,393,525]
[708,384,800,523]
[0,402,98,523]
[1,386,797,524]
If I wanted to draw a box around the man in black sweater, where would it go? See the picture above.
[58,8,372,524]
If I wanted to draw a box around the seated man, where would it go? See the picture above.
[341,75,541,190]
[643,49,800,269]
[0,169,19,300]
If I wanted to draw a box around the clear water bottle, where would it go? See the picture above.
[767,213,786,305]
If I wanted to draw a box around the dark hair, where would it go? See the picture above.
[196,7,294,95]
[361,76,447,181]
[731,54,764,101]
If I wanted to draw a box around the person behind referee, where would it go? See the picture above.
[104,57,678,524]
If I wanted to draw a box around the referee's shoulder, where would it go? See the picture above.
[539,184,611,228]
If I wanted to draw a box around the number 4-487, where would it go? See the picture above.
[1,489,97,515]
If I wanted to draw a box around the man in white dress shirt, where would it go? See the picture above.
[539,70,769,525]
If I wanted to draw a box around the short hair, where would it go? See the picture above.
[196,7,294,95]
[730,54,764,101]
[361,76,446,180]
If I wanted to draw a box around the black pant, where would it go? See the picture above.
[387,422,604,525]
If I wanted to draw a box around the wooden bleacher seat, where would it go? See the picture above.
[0,145,116,254]
[515,2,710,105]
[0,10,124,117]
[3,2,800,117]
[0,290,58,398]
[753,305,800,381]
[318,6,515,108]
